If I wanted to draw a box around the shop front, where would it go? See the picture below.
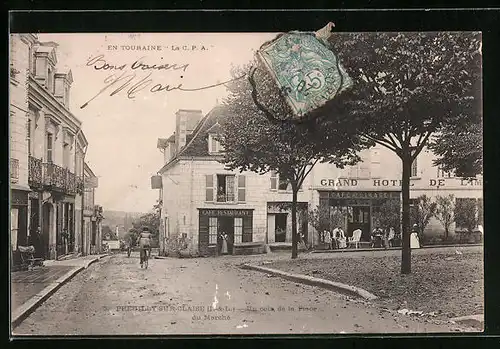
[318,190,401,242]
[198,208,253,256]
[11,189,29,268]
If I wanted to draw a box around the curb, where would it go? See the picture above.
[241,263,377,301]
[11,266,83,329]
[311,244,483,254]
[11,255,108,330]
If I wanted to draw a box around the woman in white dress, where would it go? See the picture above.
[221,232,229,255]
[410,224,420,249]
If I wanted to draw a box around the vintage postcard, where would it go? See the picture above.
[9,30,483,336]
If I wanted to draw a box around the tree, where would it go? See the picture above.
[132,209,160,247]
[101,225,117,240]
[374,199,401,232]
[220,63,369,259]
[435,195,455,240]
[410,195,437,241]
[455,199,478,233]
[327,32,481,273]
[125,228,139,247]
[308,205,331,244]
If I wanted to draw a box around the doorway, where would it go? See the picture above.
[347,206,371,241]
[218,217,234,254]
[275,213,287,242]
[42,203,52,259]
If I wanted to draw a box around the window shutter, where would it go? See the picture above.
[205,174,214,202]
[237,175,246,202]
[242,216,252,242]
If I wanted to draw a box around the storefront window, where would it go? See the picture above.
[209,217,217,245]
[234,217,243,243]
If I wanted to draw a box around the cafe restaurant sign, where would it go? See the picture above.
[199,209,253,217]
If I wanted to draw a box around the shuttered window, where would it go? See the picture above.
[237,175,246,202]
[242,217,252,242]
[205,174,214,202]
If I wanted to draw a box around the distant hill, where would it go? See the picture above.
[102,210,145,238]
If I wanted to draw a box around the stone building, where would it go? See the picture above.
[155,106,483,256]
[9,34,102,262]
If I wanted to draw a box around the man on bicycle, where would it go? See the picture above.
[138,227,152,268]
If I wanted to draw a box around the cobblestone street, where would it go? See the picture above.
[13,253,470,335]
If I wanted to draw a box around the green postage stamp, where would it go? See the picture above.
[257,27,353,120]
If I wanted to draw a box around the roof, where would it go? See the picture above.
[84,162,96,177]
[157,134,176,149]
[158,105,227,174]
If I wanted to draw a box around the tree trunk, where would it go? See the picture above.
[401,153,412,274]
[291,187,298,259]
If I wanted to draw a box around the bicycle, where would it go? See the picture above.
[140,246,149,269]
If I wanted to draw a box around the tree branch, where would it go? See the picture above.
[361,133,400,154]
[248,67,280,123]
[412,130,433,161]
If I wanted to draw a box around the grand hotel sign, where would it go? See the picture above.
[317,177,483,189]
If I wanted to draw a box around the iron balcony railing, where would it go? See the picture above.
[29,156,43,187]
[10,158,19,183]
[40,161,78,195]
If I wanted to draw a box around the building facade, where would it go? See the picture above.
[156,107,483,256]
[10,34,102,262]
[83,162,104,255]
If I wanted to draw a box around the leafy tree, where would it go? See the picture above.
[374,199,401,233]
[132,210,160,247]
[410,195,437,241]
[455,199,478,233]
[125,228,139,247]
[220,63,369,259]
[308,205,331,244]
[101,225,117,240]
[435,195,455,240]
[326,32,481,273]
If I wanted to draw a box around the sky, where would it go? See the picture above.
[38,33,277,213]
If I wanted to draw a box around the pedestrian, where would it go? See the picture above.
[324,230,332,250]
[334,226,347,249]
[387,227,395,247]
[221,232,229,255]
[410,224,420,249]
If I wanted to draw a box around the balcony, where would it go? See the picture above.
[29,156,43,188]
[217,193,235,203]
[40,162,78,195]
[11,158,19,183]
[76,176,84,194]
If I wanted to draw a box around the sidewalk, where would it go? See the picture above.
[11,254,109,329]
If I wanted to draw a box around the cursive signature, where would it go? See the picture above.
[86,54,190,72]
[81,54,246,109]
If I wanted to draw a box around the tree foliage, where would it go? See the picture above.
[410,195,437,237]
[435,195,455,240]
[102,225,117,240]
[455,199,479,233]
[323,31,481,273]
[374,199,401,233]
[220,61,370,259]
[131,209,160,247]
[308,205,331,243]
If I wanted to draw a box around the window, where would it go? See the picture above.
[437,166,453,178]
[270,171,277,190]
[411,157,418,177]
[64,85,70,106]
[209,217,218,245]
[46,132,53,162]
[47,66,54,93]
[63,143,70,168]
[234,218,243,244]
[217,174,235,202]
[208,134,224,153]
[278,177,289,190]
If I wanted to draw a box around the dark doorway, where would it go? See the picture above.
[275,213,287,242]
[218,217,234,254]
[42,203,51,259]
[347,206,371,241]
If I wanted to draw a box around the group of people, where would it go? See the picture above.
[323,226,347,249]
[371,226,397,248]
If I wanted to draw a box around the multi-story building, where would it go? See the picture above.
[83,162,104,255]
[155,106,483,256]
[10,34,102,262]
